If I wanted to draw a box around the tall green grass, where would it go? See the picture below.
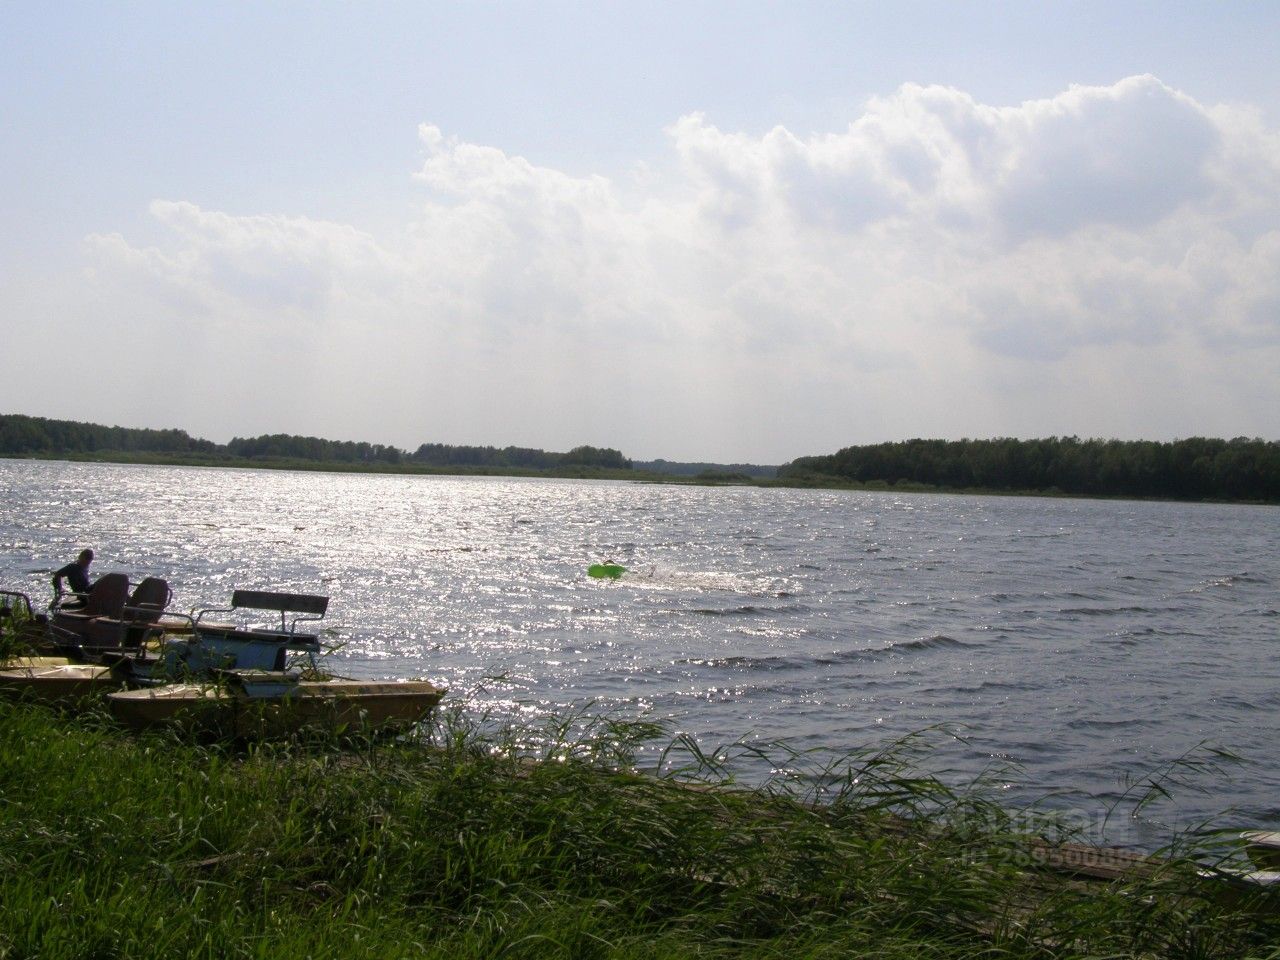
[0,696,1276,959]
[0,595,42,663]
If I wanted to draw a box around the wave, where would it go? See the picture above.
[888,634,972,653]
[1207,573,1266,587]
[673,653,809,671]
[674,634,976,672]
[624,567,794,596]
[1067,717,1156,730]
[1058,605,1153,616]
[681,603,809,618]
[932,679,1038,695]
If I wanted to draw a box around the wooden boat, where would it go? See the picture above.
[0,656,74,669]
[1243,831,1280,870]
[108,673,446,737]
[0,662,121,704]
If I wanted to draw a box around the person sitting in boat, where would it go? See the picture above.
[51,548,95,608]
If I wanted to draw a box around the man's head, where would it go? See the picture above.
[77,549,94,567]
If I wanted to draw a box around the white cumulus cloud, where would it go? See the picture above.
[31,76,1280,459]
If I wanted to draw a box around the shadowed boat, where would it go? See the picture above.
[108,675,446,736]
[0,663,121,703]
[0,656,75,669]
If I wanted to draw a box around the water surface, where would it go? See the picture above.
[3,459,1277,845]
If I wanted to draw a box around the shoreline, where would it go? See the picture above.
[4,452,1276,506]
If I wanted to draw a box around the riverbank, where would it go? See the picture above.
[3,450,652,482]
[5,413,1276,502]
[1,697,1276,959]
[9,451,1276,505]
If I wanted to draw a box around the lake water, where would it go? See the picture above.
[2,459,1277,846]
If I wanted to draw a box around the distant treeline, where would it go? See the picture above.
[227,434,408,464]
[0,414,631,472]
[9,414,1277,500]
[783,437,1280,502]
[634,459,778,479]
[228,437,630,469]
[408,442,630,470]
[0,414,218,456]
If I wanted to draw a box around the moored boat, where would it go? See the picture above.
[0,656,74,669]
[108,674,446,736]
[0,662,121,704]
[1243,831,1280,870]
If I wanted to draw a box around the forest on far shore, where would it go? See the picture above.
[782,436,1280,502]
[0,414,630,472]
[2,413,1277,501]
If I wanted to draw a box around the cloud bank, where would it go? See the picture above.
[35,76,1280,459]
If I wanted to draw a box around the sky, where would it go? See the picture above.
[2,2,1279,464]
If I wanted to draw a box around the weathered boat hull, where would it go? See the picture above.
[108,679,445,736]
[1243,831,1280,870]
[0,656,75,669]
[0,663,120,704]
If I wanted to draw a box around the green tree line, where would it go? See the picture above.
[410,442,630,470]
[0,414,630,472]
[227,434,405,464]
[0,414,217,456]
[633,458,777,478]
[782,436,1280,502]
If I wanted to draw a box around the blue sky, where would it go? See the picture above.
[3,2,1279,461]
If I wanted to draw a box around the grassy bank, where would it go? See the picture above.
[1,698,1276,959]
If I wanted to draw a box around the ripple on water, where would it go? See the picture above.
[2,460,1278,846]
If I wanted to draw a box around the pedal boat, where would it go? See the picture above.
[0,662,121,704]
[108,671,446,736]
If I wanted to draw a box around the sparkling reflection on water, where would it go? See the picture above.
[2,459,1278,845]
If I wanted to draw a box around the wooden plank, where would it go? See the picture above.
[1025,839,1157,881]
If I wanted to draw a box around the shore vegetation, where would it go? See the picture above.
[1,687,1277,959]
[4,413,1278,502]
[783,436,1280,503]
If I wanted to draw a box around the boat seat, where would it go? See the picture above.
[53,575,175,653]
[195,590,328,635]
[48,574,134,654]
[53,573,129,620]
[125,577,171,623]
[185,589,329,674]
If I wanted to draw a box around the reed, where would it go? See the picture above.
[0,598,41,663]
[0,696,1276,959]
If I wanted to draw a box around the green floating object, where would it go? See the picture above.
[588,563,627,579]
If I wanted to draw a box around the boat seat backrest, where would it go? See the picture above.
[77,573,130,619]
[229,590,328,634]
[126,577,171,623]
[49,574,130,651]
[230,591,328,617]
